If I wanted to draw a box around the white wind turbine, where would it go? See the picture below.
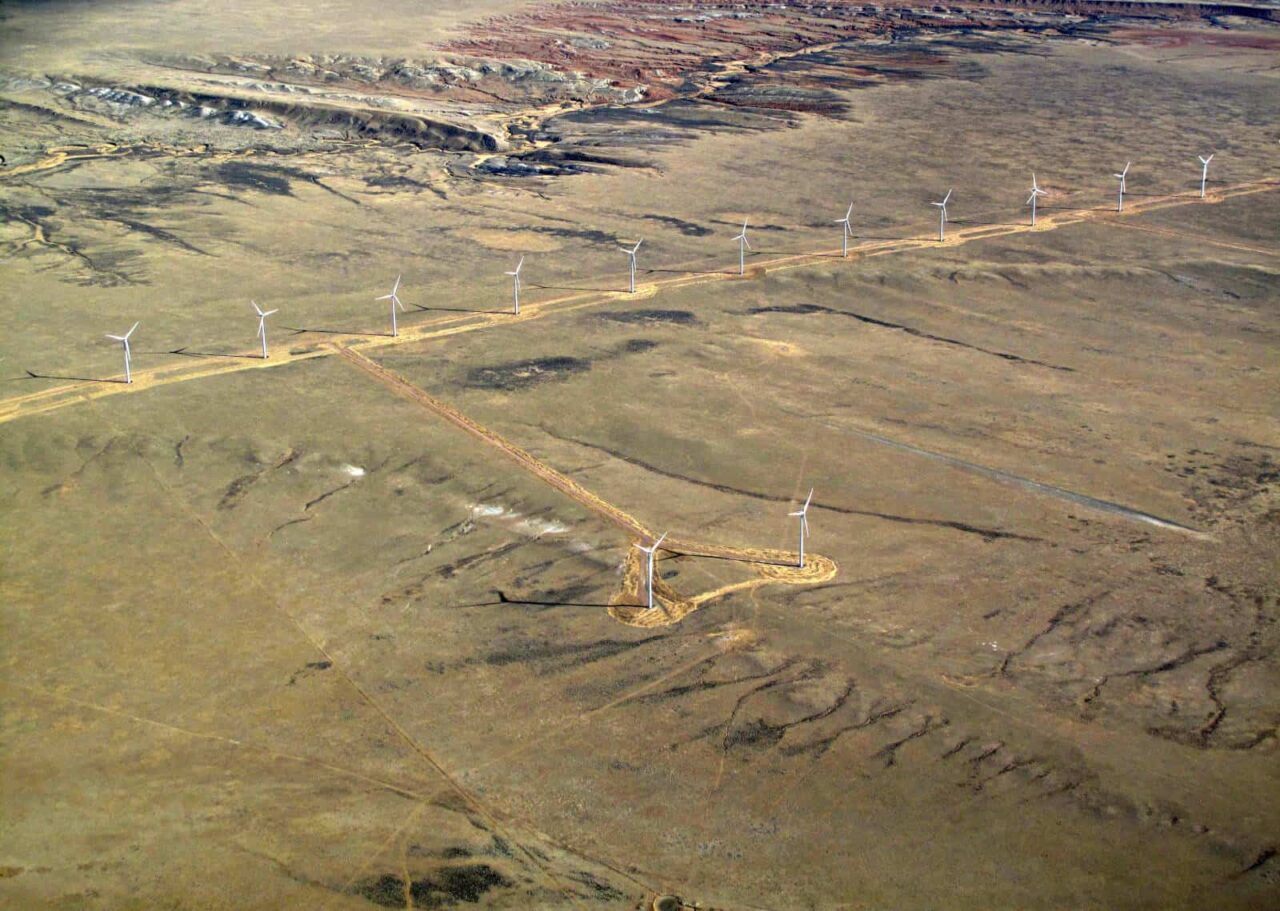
[834,202,853,258]
[376,275,406,337]
[635,531,668,611]
[1027,173,1047,227]
[623,240,642,293]
[788,488,813,568]
[732,219,751,275]
[931,189,952,242]
[105,321,139,384]
[251,300,278,359]
[1198,154,1214,198]
[1114,161,1130,212]
[505,256,524,314]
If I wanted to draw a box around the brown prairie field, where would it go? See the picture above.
[1,1,1278,909]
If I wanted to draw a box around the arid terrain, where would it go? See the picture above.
[1,1,1278,909]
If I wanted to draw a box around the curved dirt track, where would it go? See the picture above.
[335,345,837,626]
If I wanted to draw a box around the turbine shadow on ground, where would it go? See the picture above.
[528,283,623,293]
[948,218,1025,228]
[282,325,390,337]
[649,267,736,276]
[461,591,616,610]
[411,305,507,315]
[167,348,261,360]
[24,370,120,384]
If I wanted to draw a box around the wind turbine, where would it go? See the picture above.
[376,275,405,337]
[931,189,952,242]
[1027,173,1047,227]
[1198,153,1214,198]
[732,219,751,275]
[251,300,278,359]
[105,321,138,384]
[634,531,667,611]
[623,239,642,293]
[788,488,813,568]
[505,256,524,314]
[1114,161,1130,212]
[834,202,853,257]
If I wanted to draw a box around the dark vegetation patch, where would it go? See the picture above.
[483,635,663,671]
[353,865,512,908]
[597,309,698,326]
[620,338,658,354]
[286,659,333,686]
[215,161,293,195]
[567,870,629,901]
[464,356,590,391]
[639,213,710,236]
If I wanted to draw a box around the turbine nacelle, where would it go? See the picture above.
[376,274,406,311]
[105,321,139,344]
[635,531,668,556]
[931,189,952,220]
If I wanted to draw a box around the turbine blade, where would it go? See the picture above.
[654,531,667,549]
[252,299,264,316]
[125,322,139,338]
[803,487,814,510]
[393,274,401,294]
[264,308,279,316]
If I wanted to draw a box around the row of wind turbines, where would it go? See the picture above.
[102,153,1220,374]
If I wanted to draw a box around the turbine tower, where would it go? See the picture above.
[634,531,667,611]
[376,275,405,337]
[1114,161,1130,212]
[1198,154,1214,198]
[105,321,139,384]
[505,256,524,314]
[931,189,952,242]
[251,300,279,359]
[834,202,853,258]
[623,240,642,294]
[1027,173,1047,227]
[789,488,813,569]
[732,219,751,275]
